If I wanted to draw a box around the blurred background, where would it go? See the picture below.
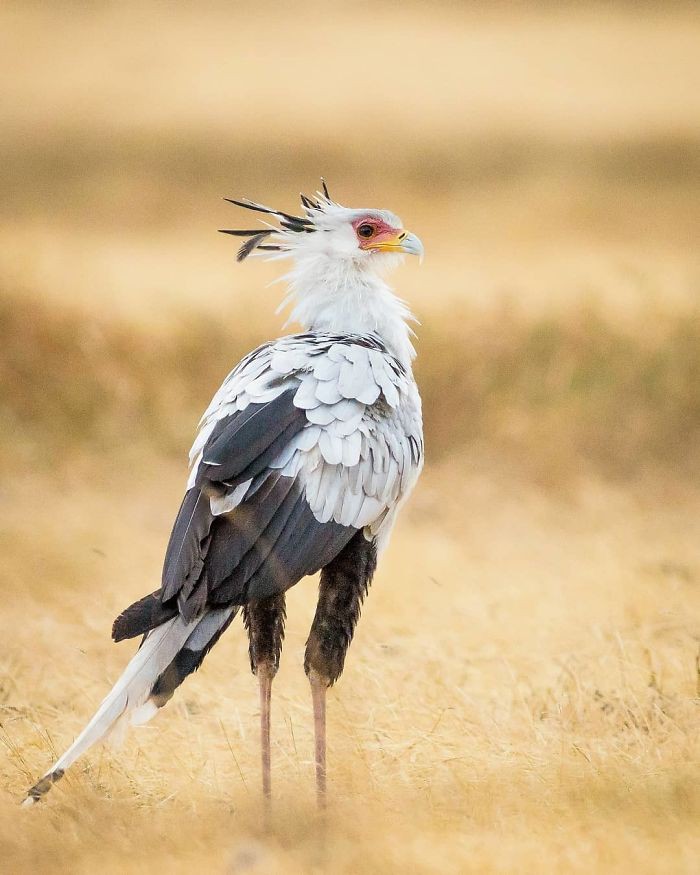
[2,3,700,873]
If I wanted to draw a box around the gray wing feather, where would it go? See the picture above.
[319,431,343,465]
[333,358,378,403]
[340,483,365,523]
[333,397,365,422]
[310,356,341,381]
[341,429,362,468]
[303,453,325,509]
[368,349,400,408]
[315,379,343,405]
[306,403,338,426]
[210,479,251,515]
[294,425,322,452]
[327,343,347,362]
[318,462,342,523]
[294,377,322,410]
[355,495,386,528]
[270,348,309,374]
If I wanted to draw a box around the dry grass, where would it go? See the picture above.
[2,449,700,874]
[2,2,700,873]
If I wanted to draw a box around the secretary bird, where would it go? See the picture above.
[24,181,424,809]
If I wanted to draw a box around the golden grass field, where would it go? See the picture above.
[2,2,700,872]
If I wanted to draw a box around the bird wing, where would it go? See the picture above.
[154,333,423,622]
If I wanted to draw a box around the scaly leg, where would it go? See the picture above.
[308,668,328,809]
[243,594,286,809]
[258,664,273,802]
[305,531,377,809]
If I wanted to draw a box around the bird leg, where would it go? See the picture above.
[308,668,328,810]
[243,594,286,809]
[257,663,273,803]
[304,532,377,810]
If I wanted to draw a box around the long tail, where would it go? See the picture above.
[23,606,236,806]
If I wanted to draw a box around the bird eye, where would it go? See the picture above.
[357,223,375,239]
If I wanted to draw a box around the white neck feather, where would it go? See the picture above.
[278,253,416,367]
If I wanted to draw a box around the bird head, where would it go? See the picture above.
[219,180,424,272]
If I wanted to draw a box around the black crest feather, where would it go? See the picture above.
[218,228,273,237]
[221,181,333,261]
[236,231,273,262]
[300,193,320,210]
[223,197,312,227]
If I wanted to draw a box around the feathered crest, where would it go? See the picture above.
[220,179,334,262]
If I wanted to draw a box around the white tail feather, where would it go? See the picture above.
[23,607,235,805]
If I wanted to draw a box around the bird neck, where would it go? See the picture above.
[280,255,416,367]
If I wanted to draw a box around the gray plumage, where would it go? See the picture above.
[23,187,425,807]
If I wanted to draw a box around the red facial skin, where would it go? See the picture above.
[352,216,403,249]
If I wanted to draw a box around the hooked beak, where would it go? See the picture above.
[367,230,425,262]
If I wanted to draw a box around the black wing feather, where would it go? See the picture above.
[244,502,354,602]
[112,591,179,642]
[196,388,303,483]
[161,489,213,603]
[199,474,297,600]
[114,381,357,633]
[161,390,310,614]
